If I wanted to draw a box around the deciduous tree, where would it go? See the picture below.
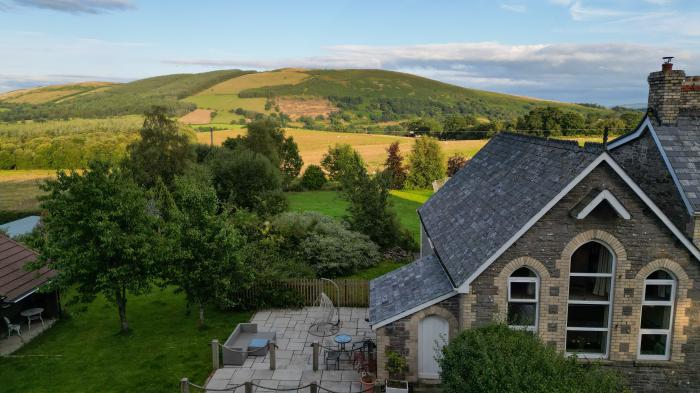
[384,141,407,189]
[405,136,445,189]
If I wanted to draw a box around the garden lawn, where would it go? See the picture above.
[286,189,432,243]
[0,288,251,393]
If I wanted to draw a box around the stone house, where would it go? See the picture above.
[368,62,700,392]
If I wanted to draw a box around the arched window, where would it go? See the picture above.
[566,241,614,358]
[638,270,676,360]
[507,267,539,331]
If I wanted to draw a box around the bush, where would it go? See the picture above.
[405,136,445,189]
[440,324,630,393]
[206,147,286,215]
[300,165,327,190]
[272,212,380,277]
[321,144,365,187]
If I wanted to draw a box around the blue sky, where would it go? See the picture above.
[1,0,700,104]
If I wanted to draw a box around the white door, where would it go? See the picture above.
[418,315,449,379]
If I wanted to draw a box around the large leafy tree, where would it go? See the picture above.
[36,161,162,332]
[222,119,303,186]
[405,136,445,189]
[124,106,195,188]
[161,165,248,326]
[320,143,366,187]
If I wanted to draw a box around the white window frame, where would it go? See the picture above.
[565,241,616,359]
[637,271,676,361]
[507,268,539,332]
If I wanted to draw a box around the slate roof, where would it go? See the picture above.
[369,254,453,325]
[653,115,700,212]
[0,235,55,302]
[419,133,601,286]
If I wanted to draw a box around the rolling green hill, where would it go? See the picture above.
[0,68,611,123]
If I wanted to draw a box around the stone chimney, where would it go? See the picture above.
[648,59,700,126]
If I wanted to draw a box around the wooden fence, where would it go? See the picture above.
[236,278,370,307]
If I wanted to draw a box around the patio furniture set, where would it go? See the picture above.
[3,307,44,338]
[222,323,277,366]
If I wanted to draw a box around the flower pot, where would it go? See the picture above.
[360,373,375,392]
[385,379,409,393]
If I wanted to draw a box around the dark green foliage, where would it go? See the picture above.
[384,141,407,189]
[35,161,163,332]
[440,325,630,393]
[446,153,468,177]
[300,164,327,190]
[0,70,251,121]
[206,147,286,215]
[385,350,409,380]
[223,119,303,186]
[515,106,643,137]
[123,107,196,188]
[344,170,416,251]
[405,137,445,189]
[159,165,248,326]
[272,211,380,277]
[320,144,366,187]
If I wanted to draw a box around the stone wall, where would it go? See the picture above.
[374,296,459,382]
[648,65,700,125]
[465,163,700,392]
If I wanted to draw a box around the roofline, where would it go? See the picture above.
[608,116,694,215]
[370,290,457,330]
[417,210,457,288]
[576,189,631,220]
[457,151,700,293]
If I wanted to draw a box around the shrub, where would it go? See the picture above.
[440,324,630,393]
[321,144,365,187]
[300,165,327,190]
[446,153,468,177]
[272,212,380,277]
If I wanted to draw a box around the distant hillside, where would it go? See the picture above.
[0,68,612,123]
[0,70,252,121]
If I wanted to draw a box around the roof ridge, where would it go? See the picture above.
[496,132,596,153]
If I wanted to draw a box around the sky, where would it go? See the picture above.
[1,0,700,105]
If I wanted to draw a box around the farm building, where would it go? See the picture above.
[369,61,700,392]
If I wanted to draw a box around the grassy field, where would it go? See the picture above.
[0,288,251,393]
[198,128,487,170]
[287,189,431,243]
[184,94,268,116]
[0,82,115,104]
[0,170,55,212]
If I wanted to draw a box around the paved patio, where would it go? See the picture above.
[206,307,374,393]
[0,318,56,356]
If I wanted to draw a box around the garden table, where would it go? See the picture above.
[20,307,44,331]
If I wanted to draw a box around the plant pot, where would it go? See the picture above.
[385,379,409,393]
[360,373,375,392]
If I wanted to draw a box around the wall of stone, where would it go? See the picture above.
[374,296,459,382]
[648,68,685,126]
[610,130,691,234]
[464,163,700,392]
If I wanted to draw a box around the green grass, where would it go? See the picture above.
[184,94,268,114]
[343,260,407,279]
[286,189,432,243]
[0,288,251,393]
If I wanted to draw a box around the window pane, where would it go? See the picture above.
[567,304,609,328]
[569,276,610,301]
[566,330,607,354]
[641,306,672,330]
[507,302,536,327]
[640,334,668,356]
[570,242,613,274]
[647,270,672,280]
[510,282,536,300]
[512,267,536,277]
[644,285,673,302]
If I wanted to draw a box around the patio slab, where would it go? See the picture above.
[206,307,375,393]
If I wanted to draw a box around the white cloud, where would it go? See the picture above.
[163,42,700,105]
[500,3,526,13]
[7,0,135,14]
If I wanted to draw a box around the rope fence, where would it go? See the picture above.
[181,379,381,393]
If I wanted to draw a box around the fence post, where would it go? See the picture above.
[211,339,220,370]
[310,382,318,393]
[269,342,276,370]
[245,381,252,393]
[180,378,189,393]
[312,342,319,371]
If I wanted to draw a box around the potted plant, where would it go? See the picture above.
[385,350,409,393]
[360,371,376,392]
